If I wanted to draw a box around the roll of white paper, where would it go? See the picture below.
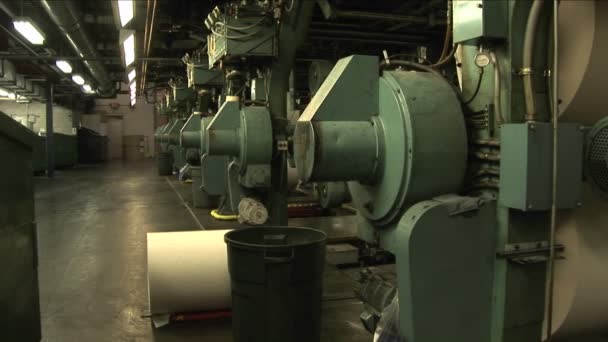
[147,230,232,316]
[558,0,608,126]
[544,184,608,339]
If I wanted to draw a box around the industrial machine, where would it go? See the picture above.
[179,52,224,208]
[154,82,196,175]
[291,1,608,341]
[199,1,315,223]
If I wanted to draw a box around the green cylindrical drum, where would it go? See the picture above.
[224,227,327,342]
[157,151,173,175]
[190,166,217,208]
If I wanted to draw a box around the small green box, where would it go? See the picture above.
[453,0,507,44]
[188,65,224,87]
[499,122,583,211]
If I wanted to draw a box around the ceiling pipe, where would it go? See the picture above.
[333,10,445,26]
[40,0,115,97]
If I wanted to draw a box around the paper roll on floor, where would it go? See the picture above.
[544,184,608,339]
[147,230,232,317]
[558,0,608,126]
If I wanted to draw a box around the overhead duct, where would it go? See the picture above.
[0,60,46,101]
[40,0,115,97]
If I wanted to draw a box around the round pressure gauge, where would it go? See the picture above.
[474,52,491,68]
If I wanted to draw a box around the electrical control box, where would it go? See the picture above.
[499,122,583,211]
[173,87,196,103]
[453,0,507,44]
[207,16,277,67]
[188,63,224,88]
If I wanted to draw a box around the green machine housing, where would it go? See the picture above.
[0,112,41,341]
[294,50,585,341]
[205,6,277,67]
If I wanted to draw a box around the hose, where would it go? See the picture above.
[522,0,545,121]
[436,0,453,64]
[462,68,483,105]
[545,1,559,341]
[490,51,505,124]
[210,209,238,221]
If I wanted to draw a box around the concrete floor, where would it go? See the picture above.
[34,160,371,342]
[34,160,607,342]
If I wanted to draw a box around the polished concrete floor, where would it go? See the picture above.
[34,160,371,342]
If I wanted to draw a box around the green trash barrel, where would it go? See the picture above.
[224,226,327,342]
[157,151,173,176]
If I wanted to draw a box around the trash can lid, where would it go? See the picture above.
[224,226,326,251]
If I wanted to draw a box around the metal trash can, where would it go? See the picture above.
[157,151,173,176]
[225,226,327,342]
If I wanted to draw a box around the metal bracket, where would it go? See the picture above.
[516,67,533,76]
[277,140,288,151]
[496,241,564,264]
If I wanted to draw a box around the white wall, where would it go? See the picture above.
[0,101,74,135]
[85,92,156,157]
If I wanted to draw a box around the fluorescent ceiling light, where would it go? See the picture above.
[0,88,9,97]
[72,74,85,85]
[127,69,136,82]
[8,92,16,100]
[129,82,136,93]
[118,0,134,27]
[123,33,135,67]
[13,18,45,45]
[130,89,136,100]
[130,98,136,106]
[82,84,93,93]
[55,60,72,74]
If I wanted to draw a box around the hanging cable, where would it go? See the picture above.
[211,24,261,40]
[284,0,295,12]
[215,16,266,32]
[462,68,484,105]
[489,52,505,124]
[436,0,453,64]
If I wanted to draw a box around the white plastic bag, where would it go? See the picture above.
[373,294,405,342]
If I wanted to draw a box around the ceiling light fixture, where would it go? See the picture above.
[117,0,134,27]
[123,32,135,67]
[13,18,45,45]
[55,60,73,74]
[130,98,136,106]
[82,84,93,93]
[0,88,9,97]
[128,69,136,82]
[72,74,85,85]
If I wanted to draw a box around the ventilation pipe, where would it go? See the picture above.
[40,0,115,97]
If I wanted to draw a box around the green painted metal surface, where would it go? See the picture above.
[455,2,556,341]
[453,0,508,44]
[32,133,77,173]
[206,100,273,181]
[207,15,277,67]
[380,200,496,342]
[295,55,467,227]
[299,55,378,123]
[180,112,202,149]
[188,61,224,87]
[0,112,41,342]
[499,122,583,210]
